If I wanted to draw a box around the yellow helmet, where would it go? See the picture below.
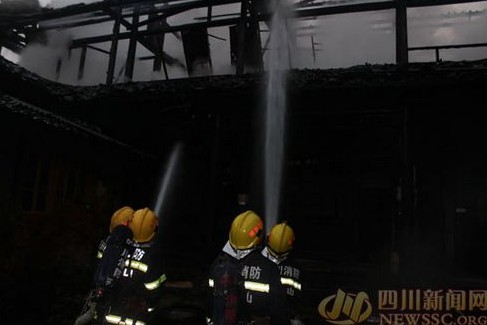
[267,222,295,256]
[109,206,134,233]
[130,207,159,242]
[229,210,264,250]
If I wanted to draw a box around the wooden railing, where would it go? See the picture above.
[409,42,487,62]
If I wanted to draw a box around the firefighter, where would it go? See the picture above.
[239,224,288,325]
[95,206,134,270]
[95,206,135,260]
[101,207,167,325]
[74,206,135,325]
[261,222,303,325]
[94,206,135,321]
[208,210,265,325]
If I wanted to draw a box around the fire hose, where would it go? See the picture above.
[73,288,102,325]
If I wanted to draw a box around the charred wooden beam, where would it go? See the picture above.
[55,57,62,81]
[235,0,262,74]
[208,0,213,22]
[149,16,166,77]
[106,7,121,85]
[4,0,487,30]
[103,5,179,76]
[294,0,487,17]
[86,45,110,55]
[235,0,247,75]
[408,0,487,6]
[396,0,408,69]
[38,17,114,31]
[71,2,408,52]
[125,7,140,80]
[25,0,238,31]
[138,55,157,61]
[293,1,396,18]
[409,42,487,51]
[70,17,240,48]
[182,27,212,76]
[3,0,239,28]
[409,42,487,63]
[77,46,87,80]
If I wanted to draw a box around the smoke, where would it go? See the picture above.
[292,2,487,68]
[18,30,73,81]
[16,23,122,85]
[7,1,487,84]
[408,3,487,62]
[15,19,170,85]
[164,6,237,78]
[41,0,99,8]
[11,3,238,84]
[0,0,41,12]
[297,10,396,69]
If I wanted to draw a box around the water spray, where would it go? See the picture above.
[153,142,183,218]
[264,0,294,233]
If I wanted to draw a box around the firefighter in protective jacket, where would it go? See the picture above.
[208,210,265,325]
[73,206,134,325]
[261,222,303,324]
[101,207,167,325]
[240,230,288,325]
[94,206,134,289]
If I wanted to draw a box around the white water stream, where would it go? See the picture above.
[264,0,294,232]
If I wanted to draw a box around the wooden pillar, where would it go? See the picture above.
[236,0,262,74]
[311,35,316,65]
[153,56,162,72]
[55,57,62,81]
[149,12,162,72]
[207,0,213,22]
[250,0,263,72]
[395,0,408,70]
[106,6,121,85]
[161,51,169,80]
[77,46,87,80]
[236,0,248,75]
[147,11,169,79]
[125,8,139,80]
